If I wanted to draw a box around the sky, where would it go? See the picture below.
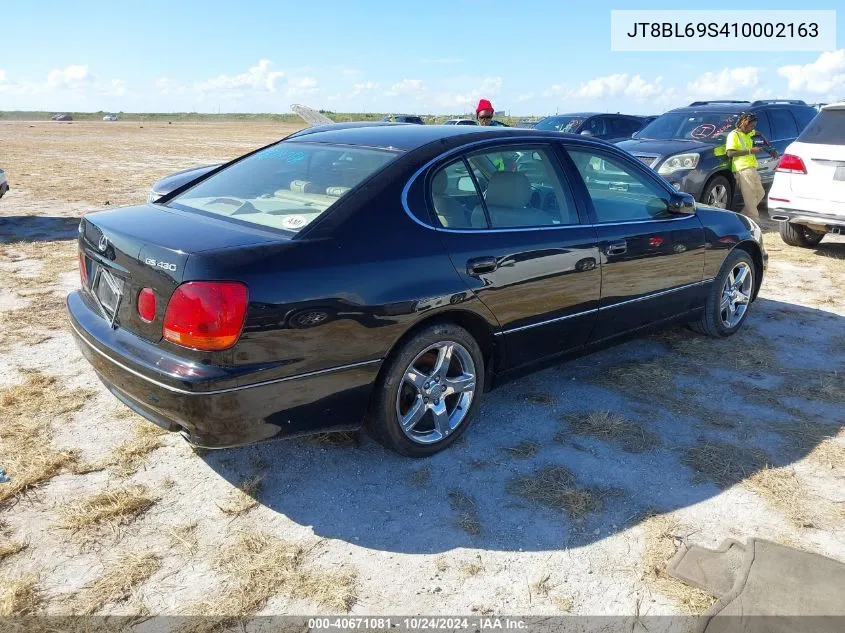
[0,0,842,116]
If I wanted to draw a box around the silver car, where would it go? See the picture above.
[0,168,9,199]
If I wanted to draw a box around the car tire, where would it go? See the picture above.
[700,175,733,209]
[366,323,484,457]
[690,249,756,338]
[779,222,825,248]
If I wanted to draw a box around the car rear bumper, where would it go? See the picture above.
[67,290,382,448]
[768,207,845,232]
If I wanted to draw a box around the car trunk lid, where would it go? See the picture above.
[78,203,282,342]
[786,141,845,209]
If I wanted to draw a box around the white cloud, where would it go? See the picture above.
[349,81,379,97]
[0,69,6,83]
[155,77,185,95]
[778,49,845,95]
[517,93,534,102]
[434,77,502,111]
[102,79,127,97]
[386,78,427,97]
[196,59,285,94]
[46,65,92,88]
[341,68,362,77]
[543,84,566,97]
[686,66,763,98]
[570,73,664,101]
[288,76,319,98]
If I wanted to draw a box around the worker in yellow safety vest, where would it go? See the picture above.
[725,112,778,219]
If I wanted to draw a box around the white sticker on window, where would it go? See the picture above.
[282,215,307,230]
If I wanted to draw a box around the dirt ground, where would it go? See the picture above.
[0,121,843,626]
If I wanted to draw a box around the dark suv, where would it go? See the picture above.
[617,100,818,209]
[533,112,649,143]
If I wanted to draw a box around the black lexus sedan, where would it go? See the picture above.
[68,124,766,457]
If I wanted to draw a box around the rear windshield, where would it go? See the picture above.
[636,112,739,142]
[796,110,845,145]
[168,142,400,232]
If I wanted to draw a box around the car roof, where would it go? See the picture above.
[822,102,845,111]
[288,123,585,151]
[541,112,601,118]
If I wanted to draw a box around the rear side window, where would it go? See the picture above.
[797,110,845,145]
[768,109,799,140]
[792,107,817,131]
[429,146,578,229]
[169,143,399,233]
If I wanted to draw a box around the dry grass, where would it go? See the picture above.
[770,419,840,457]
[448,491,481,536]
[745,466,823,528]
[0,371,92,505]
[598,358,676,392]
[181,531,357,631]
[651,327,777,373]
[462,562,484,577]
[218,475,263,516]
[0,539,27,563]
[77,422,168,477]
[554,596,574,612]
[0,574,41,616]
[785,371,845,405]
[640,514,715,614]
[502,440,540,459]
[72,552,161,615]
[507,466,600,519]
[306,431,360,447]
[681,441,771,489]
[166,521,199,553]
[559,411,659,453]
[434,557,449,573]
[409,467,431,488]
[808,436,845,471]
[531,573,552,597]
[57,485,156,532]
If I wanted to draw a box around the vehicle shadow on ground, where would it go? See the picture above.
[0,215,80,242]
[201,298,844,554]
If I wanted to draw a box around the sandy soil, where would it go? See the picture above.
[0,121,842,626]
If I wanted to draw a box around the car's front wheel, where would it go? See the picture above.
[691,250,756,337]
[701,175,732,209]
[779,222,825,248]
[367,323,484,457]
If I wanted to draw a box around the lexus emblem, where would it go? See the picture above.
[98,235,108,252]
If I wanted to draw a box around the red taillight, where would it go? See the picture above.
[776,154,807,174]
[137,288,156,323]
[162,281,248,351]
[79,252,88,286]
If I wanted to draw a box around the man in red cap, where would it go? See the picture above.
[476,99,495,126]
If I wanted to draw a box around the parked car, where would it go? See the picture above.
[0,168,9,199]
[51,113,73,121]
[617,100,818,210]
[533,113,647,143]
[381,114,425,124]
[69,124,766,456]
[768,102,845,247]
[103,114,119,121]
[443,118,478,126]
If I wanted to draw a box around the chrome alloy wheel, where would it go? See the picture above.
[707,183,729,208]
[395,341,476,444]
[720,261,753,328]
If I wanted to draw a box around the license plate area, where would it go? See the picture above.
[93,266,124,328]
[834,166,845,181]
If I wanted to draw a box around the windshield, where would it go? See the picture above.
[168,142,400,233]
[533,116,585,133]
[636,112,739,142]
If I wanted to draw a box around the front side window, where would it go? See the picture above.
[429,146,578,229]
[534,116,585,133]
[169,142,399,232]
[567,148,672,223]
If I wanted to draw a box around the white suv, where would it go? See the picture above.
[769,102,845,247]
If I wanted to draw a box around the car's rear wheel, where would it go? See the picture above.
[779,222,825,248]
[690,250,755,338]
[367,323,484,457]
[701,175,732,209]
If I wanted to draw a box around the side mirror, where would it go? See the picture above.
[668,192,696,214]
[580,130,594,137]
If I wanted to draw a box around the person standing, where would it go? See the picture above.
[725,112,777,219]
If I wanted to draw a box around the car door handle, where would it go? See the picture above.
[467,256,498,276]
[605,241,627,256]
